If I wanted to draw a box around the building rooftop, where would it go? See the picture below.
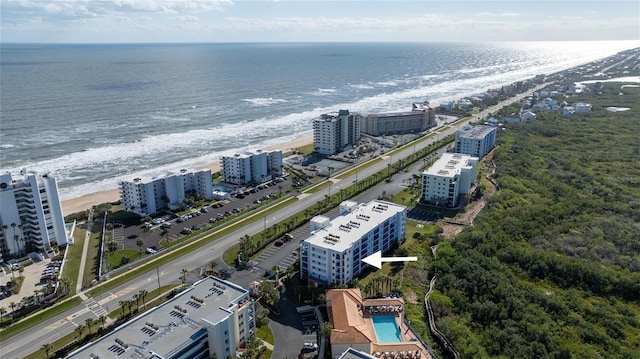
[67,277,251,359]
[338,348,379,359]
[367,111,425,118]
[456,124,495,139]
[304,200,406,252]
[327,289,433,359]
[120,168,207,185]
[424,153,477,178]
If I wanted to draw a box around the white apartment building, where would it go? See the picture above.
[454,125,497,159]
[120,169,213,216]
[300,200,407,286]
[0,171,69,262]
[221,150,283,185]
[313,110,361,155]
[361,102,436,136]
[67,276,256,359]
[421,153,479,208]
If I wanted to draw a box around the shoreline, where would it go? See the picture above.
[60,135,313,215]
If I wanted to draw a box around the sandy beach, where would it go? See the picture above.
[61,135,313,215]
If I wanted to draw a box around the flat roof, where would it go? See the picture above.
[456,124,495,139]
[424,153,477,178]
[303,200,406,252]
[67,277,250,359]
[367,111,424,118]
[121,168,208,185]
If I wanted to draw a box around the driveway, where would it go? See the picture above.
[269,292,314,359]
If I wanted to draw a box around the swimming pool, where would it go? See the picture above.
[372,315,402,343]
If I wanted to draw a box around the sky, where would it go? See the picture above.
[1,0,639,43]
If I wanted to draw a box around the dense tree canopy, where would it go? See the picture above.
[430,85,640,358]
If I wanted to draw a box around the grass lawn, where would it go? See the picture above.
[303,180,332,194]
[296,143,314,155]
[106,249,140,269]
[81,228,102,289]
[334,158,383,180]
[0,296,82,341]
[61,226,87,295]
[257,325,275,344]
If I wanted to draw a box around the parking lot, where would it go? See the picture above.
[0,256,57,311]
[104,176,300,271]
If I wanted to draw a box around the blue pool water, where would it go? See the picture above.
[372,315,402,343]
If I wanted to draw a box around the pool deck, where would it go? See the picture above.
[327,289,434,359]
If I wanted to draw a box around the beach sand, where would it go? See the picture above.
[61,135,313,215]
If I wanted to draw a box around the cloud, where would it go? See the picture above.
[175,15,199,22]
[112,0,232,13]
[475,12,520,17]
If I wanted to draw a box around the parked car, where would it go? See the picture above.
[161,222,172,229]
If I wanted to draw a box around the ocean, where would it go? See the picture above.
[0,41,636,199]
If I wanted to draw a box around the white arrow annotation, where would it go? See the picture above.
[361,251,417,269]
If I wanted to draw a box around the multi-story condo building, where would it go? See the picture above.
[313,110,361,155]
[454,124,496,159]
[361,102,436,136]
[300,200,407,286]
[0,171,69,262]
[421,153,479,208]
[67,276,256,359]
[120,169,213,216]
[221,150,283,185]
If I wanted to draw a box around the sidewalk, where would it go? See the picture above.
[76,208,94,293]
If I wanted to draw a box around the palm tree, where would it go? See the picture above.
[321,322,333,339]
[58,277,71,294]
[41,343,54,359]
[9,301,16,315]
[75,324,85,341]
[0,307,6,322]
[180,268,188,285]
[136,238,144,258]
[85,317,94,336]
[207,260,218,277]
[98,315,107,330]
[138,289,148,309]
[119,300,126,318]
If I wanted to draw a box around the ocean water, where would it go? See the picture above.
[0,41,636,199]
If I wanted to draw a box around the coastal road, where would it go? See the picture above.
[0,83,549,359]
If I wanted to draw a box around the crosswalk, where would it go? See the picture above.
[84,297,108,317]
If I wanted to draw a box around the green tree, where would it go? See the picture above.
[75,324,85,341]
[258,280,280,307]
[138,289,148,309]
[41,343,54,359]
[321,322,333,338]
[98,315,107,330]
[85,317,94,336]
[181,268,189,285]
